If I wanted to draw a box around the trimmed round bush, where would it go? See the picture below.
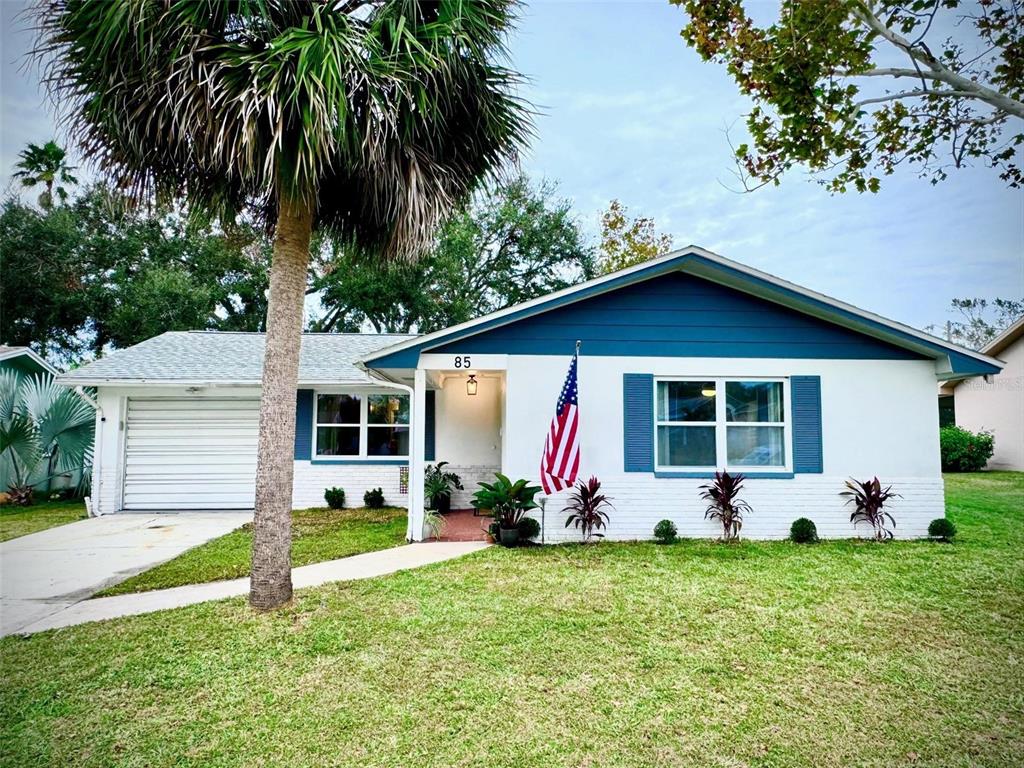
[324,487,346,510]
[940,425,995,472]
[363,487,386,509]
[789,517,818,544]
[928,517,957,541]
[517,516,541,541]
[653,519,678,544]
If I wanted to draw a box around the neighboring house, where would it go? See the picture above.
[941,317,1024,471]
[0,345,57,378]
[58,246,1001,541]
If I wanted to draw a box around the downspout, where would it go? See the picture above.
[69,386,102,517]
[357,364,418,541]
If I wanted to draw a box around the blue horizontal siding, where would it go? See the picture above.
[429,273,925,360]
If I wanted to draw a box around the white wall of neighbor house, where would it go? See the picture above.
[954,336,1024,471]
[500,355,944,541]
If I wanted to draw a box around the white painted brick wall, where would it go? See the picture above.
[533,474,944,543]
[292,462,409,509]
[441,464,501,509]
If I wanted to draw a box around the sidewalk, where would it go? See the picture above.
[14,541,489,636]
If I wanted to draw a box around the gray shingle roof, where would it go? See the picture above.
[57,331,416,385]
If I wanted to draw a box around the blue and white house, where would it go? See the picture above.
[60,246,1003,541]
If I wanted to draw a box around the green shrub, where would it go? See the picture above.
[324,487,346,509]
[928,517,957,541]
[653,519,677,544]
[363,487,386,509]
[940,426,995,472]
[517,516,541,541]
[790,517,818,543]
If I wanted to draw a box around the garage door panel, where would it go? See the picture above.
[123,398,259,510]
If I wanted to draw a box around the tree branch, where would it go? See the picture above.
[853,88,979,109]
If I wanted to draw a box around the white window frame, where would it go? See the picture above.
[313,390,411,461]
[653,377,792,474]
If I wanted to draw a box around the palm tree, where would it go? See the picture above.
[12,140,78,209]
[35,1,530,609]
[0,371,94,506]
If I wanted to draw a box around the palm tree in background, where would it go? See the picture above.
[34,0,531,609]
[13,140,78,209]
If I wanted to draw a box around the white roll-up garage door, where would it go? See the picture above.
[123,398,260,510]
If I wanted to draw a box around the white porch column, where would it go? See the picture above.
[408,367,427,541]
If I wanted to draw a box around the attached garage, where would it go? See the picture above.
[122,398,259,510]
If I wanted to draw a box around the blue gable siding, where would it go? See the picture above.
[428,273,927,360]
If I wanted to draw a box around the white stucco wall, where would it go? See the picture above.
[954,336,1024,471]
[89,386,409,515]
[501,355,944,541]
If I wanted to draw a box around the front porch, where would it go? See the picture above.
[435,509,491,542]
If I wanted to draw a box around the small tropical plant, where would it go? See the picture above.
[323,487,346,510]
[841,477,900,541]
[472,474,541,530]
[564,476,613,542]
[928,517,957,542]
[363,488,386,510]
[699,471,751,542]
[939,426,995,472]
[423,509,445,541]
[0,371,93,505]
[424,462,464,512]
[517,516,541,541]
[790,518,818,544]
[654,519,678,544]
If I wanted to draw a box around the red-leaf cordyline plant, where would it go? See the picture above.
[33,0,532,609]
[841,477,899,541]
[563,476,613,542]
[699,471,752,542]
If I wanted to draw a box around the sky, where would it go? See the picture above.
[1,0,1021,333]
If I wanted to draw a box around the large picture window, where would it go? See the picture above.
[655,378,788,470]
[315,392,410,459]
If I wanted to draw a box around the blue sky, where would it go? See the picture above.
[2,0,1021,331]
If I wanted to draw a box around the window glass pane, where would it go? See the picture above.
[317,394,360,424]
[657,425,716,466]
[368,394,410,425]
[726,381,784,422]
[367,426,410,457]
[316,426,359,456]
[727,426,785,466]
[656,381,716,422]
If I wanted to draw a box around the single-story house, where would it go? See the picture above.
[58,246,1002,541]
[0,345,58,378]
[939,317,1023,470]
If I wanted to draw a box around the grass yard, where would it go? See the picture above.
[0,500,88,543]
[97,507,408,596]
[2,473,1022,768]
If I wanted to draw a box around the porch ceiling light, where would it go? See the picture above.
[466,374,478,396]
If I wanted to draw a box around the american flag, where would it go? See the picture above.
[540,349,580,494]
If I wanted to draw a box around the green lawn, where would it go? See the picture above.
[2,473,1022,768]
[97,507,408,596]
[0,500,88,543]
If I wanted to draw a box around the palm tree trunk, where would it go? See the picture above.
[249,194,313,610]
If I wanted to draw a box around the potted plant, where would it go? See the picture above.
[471,473,541,547]
[424,461,464,514]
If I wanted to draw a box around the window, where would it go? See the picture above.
[655,378,788,470]
[315,392,410,458]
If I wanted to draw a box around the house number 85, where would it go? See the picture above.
[453,356,472,369]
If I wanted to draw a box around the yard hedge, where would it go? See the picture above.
[939,426,994,472]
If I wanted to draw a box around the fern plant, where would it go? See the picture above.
[699,471,751,542]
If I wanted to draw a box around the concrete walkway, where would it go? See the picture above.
[1,512,252,636]
[15,541,490,636]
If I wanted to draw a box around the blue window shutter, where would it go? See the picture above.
[425,390,436,462]
[791,376,823,473]
[623,374,654,472]
[294,389,314,460]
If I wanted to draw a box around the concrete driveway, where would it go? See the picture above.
[1,512,251,636]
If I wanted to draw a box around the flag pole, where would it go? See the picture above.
[576,339,581,354]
